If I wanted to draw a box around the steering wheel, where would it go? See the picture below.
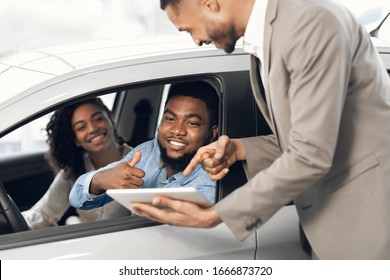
[0,180,29,233]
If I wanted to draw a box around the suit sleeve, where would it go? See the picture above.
[240,134,281,179]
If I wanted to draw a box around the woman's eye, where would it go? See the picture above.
[93,115,105,122]
[75,125,85,131]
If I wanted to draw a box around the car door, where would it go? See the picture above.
[0,151,53,212]
[0,73,261,259]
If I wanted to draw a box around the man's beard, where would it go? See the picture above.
[208,23,238,54]
[159,142,197,172]
[157,136,212,173]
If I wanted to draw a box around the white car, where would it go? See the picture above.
[0,32,388,259]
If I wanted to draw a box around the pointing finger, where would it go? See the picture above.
[213,135,230,159]
[183,150,214,176]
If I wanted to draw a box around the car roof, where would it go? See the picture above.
[0,35,247,135]
[0,35,240,106]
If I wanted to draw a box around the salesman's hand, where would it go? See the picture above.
[90,151,144,194]
[183,135,245,181]
[131,196,222,228]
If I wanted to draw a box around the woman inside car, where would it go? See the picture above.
[22,97,132,229]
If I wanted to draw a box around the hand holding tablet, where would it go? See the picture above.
[107,187,212,211]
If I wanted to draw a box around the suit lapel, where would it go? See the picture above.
[263,0,280,141]
[247,0,281,142]
[263,0,278,78]
[263,0,278,118]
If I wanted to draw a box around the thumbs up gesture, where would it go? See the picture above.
[90,151,145,195]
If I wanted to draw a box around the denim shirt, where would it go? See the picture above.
[69,139,216,210]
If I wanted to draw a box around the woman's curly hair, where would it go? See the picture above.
[45,97,123,180]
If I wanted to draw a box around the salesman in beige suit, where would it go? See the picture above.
[132,0,390,259]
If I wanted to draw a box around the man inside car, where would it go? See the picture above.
[69,80,219,209]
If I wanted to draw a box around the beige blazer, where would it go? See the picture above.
[215,0,390,259]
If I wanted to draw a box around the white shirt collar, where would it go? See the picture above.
[243,0,269,61]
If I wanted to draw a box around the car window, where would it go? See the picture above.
[0,92,116,156]
[0,115,49,154]
[0,77,223,230]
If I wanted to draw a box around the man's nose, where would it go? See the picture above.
[171,122,187,135]
[193,37,203,47]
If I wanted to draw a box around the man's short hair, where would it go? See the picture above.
[166,80,219,127]
[160,0,184,10]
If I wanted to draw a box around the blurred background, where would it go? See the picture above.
[0,0,177,58]
[0,0,389,59]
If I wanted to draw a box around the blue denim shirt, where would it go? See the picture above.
[69,139,216,210]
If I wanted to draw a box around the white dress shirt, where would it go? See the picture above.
[243,0,269,75]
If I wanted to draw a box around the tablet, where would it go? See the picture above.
[106,187,212,210]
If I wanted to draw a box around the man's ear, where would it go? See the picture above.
[210,125,219,142]
[200,0,220,12]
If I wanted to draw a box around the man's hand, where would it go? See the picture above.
[90,151,144,194]
[131,196,222,228]
[183,135,245,180]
